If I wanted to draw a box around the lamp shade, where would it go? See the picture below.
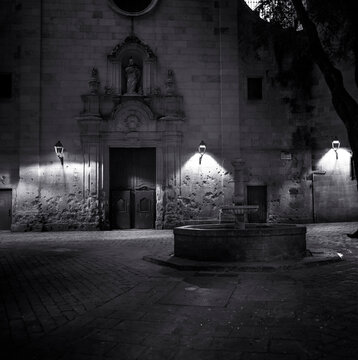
[198,140,206,155]
[54,141,64,158]
[332,138,340,150]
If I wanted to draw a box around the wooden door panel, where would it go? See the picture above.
[134,190,154,229]
[0,190,12,230]
[111,190,131,229]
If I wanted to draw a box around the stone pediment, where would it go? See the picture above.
[109,35,156,61]
[110,99,155,132]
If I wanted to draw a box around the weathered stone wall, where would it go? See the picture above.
[33,0,241,229]
[179,152,234,222]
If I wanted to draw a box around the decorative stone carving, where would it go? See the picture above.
[124,114,141,132]
[109,35,156,60]
[111,100,155,132]
[104,86,113,95]
[152,87,161,96]
[88,68,100,95]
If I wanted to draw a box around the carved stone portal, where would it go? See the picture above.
[76,35,186,229]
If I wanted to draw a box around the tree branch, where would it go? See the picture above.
[354,29,358,89]
[290,0,358,125]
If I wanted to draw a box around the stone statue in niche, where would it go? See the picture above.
[125,57,141,94]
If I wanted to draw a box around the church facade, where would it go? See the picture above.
[1,0,358,231]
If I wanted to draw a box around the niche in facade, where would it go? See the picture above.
[108,35,157,96]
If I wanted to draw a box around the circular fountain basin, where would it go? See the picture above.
[174,223,306,262]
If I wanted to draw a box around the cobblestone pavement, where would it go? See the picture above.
[1,223,358,360]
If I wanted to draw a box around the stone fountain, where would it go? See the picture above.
[174,159,307,262]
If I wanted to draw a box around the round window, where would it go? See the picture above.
[108,0,159,16]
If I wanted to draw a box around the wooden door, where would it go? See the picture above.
[134,190,155,229]
[110,148,156,229]
[0,190,12,230]
[247,185,267,223]
[111,190,131,229]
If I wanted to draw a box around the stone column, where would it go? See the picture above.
[77,116,103,229]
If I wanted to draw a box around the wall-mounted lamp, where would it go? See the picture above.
[332,137,340,159]
[198,140,206,164]
[54,141,64,165]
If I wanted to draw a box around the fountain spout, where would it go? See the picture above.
[220,205,259,229]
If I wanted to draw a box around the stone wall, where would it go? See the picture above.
[2,0,357,230]
[237,3,314,223]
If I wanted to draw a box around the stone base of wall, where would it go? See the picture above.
[11,222,100,232]
[11,223,43,232]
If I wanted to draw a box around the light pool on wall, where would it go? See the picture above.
[317,148,352,175]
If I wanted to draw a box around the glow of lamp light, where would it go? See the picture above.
[182,152,228,175]
[317,148,352,174]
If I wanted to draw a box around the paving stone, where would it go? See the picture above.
[0,224,358,359]
[159,277,236,307]
[105,342,147,359]
[241,353,299,360]
[211,336,268,352]
[173,348,239,360]
[137,346,178,360]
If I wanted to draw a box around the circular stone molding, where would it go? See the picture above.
[108,0,159,17]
